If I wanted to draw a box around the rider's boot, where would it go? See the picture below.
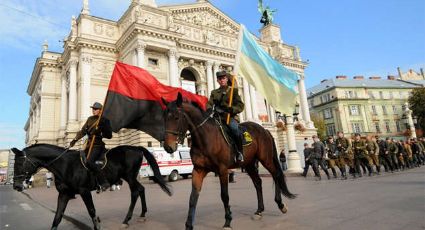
[236,134,244,162]
[94,163,110,192]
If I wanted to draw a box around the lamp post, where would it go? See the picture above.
[277,110,303,173]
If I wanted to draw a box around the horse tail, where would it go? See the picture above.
[138,147,173,196]
[269,131,297,199]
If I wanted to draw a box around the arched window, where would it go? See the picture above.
[180,68,197,94]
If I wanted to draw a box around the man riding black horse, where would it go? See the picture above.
[207,70,245,162]
[70,102,112,191]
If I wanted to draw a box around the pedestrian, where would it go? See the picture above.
[279,149,287,171]
[45,171,53,188]
[28,176,34,189]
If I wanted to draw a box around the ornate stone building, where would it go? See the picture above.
[25,0,315,171]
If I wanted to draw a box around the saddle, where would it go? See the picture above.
[79,149,110,170]
[215,118,253,147]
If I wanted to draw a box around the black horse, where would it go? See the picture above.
[162,93,295,230]
[12,144,172,230]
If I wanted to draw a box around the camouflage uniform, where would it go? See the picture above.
[365,140,380,174]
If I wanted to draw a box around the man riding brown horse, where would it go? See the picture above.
[207,70,245,162]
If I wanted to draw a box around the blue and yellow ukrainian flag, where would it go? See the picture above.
[235,25,299,115]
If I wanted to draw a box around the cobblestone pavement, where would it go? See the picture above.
[21,167,425,230]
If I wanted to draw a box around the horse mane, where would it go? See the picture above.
[24,143,66,152]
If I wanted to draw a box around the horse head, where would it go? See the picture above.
[162,92,190,153]
[11,147,40,191]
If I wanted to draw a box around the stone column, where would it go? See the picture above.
[80,54,92,120]
[206,61,214,95]
[60,74,68,129]
[298,74,314,128]
[213,62,220,90]
[269,105,276,123]
[136,41,146,68]
[168,48,179,87]
[285,115,303,173]
[249,85,258,121]
[68,59,78,121]
[242,79,253,120]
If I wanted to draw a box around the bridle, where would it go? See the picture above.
[165,107,214,144]
[14,148,69,181]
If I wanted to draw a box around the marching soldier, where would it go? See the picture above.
[378,137,393,172]
[207,71,245,162]
[302,143,321,180]
[352,133,372,177]
[404,140,413,169]
[388,138,399,171]
[325,136,339,178]
[365,136,380,175]
[70,102,112,191]
[411,138,423,167]
[336,131,352,179]
[312,135,331,180]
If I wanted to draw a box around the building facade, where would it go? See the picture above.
[25,0,316,169]
[307,69,424,139]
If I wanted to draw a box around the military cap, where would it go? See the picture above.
[312,135,318,139]
[354,133,361,137]
[216,70,228,78]
[90,102,103,110]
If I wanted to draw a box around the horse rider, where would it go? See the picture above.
[69,102,112,191]
[207,70,245,162]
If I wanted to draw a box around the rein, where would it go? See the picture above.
[165,108,214,144]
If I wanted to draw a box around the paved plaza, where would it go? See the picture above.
[12,166,425,230]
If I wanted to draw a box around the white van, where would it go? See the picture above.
[140,146,193,182]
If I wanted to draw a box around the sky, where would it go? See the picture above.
[0,0,424,149]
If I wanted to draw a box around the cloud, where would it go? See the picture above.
[0,1,70,51]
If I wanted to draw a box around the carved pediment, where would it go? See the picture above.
[172,9,238,34]
[162,3,240,35]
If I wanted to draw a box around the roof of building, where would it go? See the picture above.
[307,78,423,97]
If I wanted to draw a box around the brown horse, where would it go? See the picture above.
[162,93,296,230]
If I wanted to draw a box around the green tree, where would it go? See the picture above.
[311,114,326,140]
[408,88,425,136]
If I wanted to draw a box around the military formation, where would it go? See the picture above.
[302,131,425,180]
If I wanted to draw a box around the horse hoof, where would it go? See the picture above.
[137,217,147,222]
[223,227,232,230]
[280,203,288,214]
[120,224,129,229]
[251,213,262,220]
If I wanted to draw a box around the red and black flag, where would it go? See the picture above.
[102,62,208,141]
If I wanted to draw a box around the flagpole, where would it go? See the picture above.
[225,24,245,125]
[226,75,236,124]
